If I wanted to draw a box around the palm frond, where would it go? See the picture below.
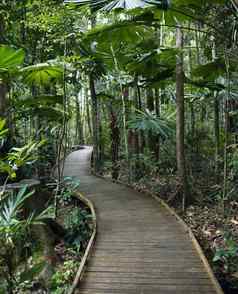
[128,109,175,139]
[64,0,170,11]
[0,45,25,74]
[20,62,63,86]
[0,186,34,225]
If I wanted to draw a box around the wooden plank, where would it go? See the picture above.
[84,270,209,278]
[63,148,223,294]
[87,260,205,267]
[78,291,216,294]
[79,282,217,291]
[85,264,205,271]
[84,276,212,285]
[91,250,200,258]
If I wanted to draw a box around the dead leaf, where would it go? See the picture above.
[231,218,238,225]
[232,272,238,279]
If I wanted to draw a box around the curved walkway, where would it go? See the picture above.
[64,147,222,294]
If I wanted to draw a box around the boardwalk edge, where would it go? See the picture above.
[94,173,224,294]
[149,193,224,294]
[67,191,97,294]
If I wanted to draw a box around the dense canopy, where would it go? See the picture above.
[0,0,238,293]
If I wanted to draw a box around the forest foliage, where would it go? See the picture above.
[0,0,238,293]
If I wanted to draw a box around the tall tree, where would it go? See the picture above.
[176,26,188,209]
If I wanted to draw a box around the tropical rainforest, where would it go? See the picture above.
[0,0,238,293]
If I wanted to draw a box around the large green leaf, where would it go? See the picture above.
[172,0,226,6]
[193,59,226,80]
[0,119,8,139]
[21,63,63,86]
[185,76,225,91]
[15,95,63,108]
[153,0,226,25]
[31,107,68,122]
[0,186,34,224]
[64,0,170,11]
[128,109,175,139]
[0,45,25,74]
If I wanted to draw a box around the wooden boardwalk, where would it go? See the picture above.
[64,147,222,294]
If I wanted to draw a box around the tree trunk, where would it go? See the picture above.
[0,9,5,44]
[222,50,231,213]
[190,103,195,149]
[155,88,160,161]
[176,26,188,209]
[146,88,155,153]
[211,40,220,181]
[109,105,120,180]
[85,87,92,138]
[89,74,100,173]
[188,37,196,153]
[214,92,220,179]
[0,81,7,117]
[138,86,145,154]
[0,11,7,119]
[133,79,142,180]
[75,95,84,145]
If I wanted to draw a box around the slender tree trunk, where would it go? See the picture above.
[214,92,220,179]
[190,103,195,146]
[176,26,188,209]
[155,88,160,161]
[212,41,220,181]
[75,96,79,144]
[0,11,7,117]
[0,10,5,44]
[146,88,155,153]
[98,100,104,169]
[222,49,231,213]
[223,101,228,213]
[188,37,195,153]
[85,88,92,139]
[133,78,142,180]
[146,88,154,111]
[109,104,120,180]
[75,95,84,145]
[88,15,101,172]
[89,74,100,173]
[138,86,145,154]
[195,24,203,155]
[153,23,163,162]
[0,81,7,117]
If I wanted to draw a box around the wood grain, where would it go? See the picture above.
[64,146,223,294]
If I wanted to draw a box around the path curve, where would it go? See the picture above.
[64,147,222,294]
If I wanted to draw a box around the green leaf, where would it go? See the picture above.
[193,59,226,80]
[21,63,63,86]
[19,262,46,283]
[64,0,170,11]
[128,109,175,139]
[0,45,25,73]
[16,95,63,108]
[0,118,8,139]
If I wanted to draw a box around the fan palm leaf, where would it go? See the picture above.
[128,109,175,139]
[20,63,63,86]
[64,0,170,11]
